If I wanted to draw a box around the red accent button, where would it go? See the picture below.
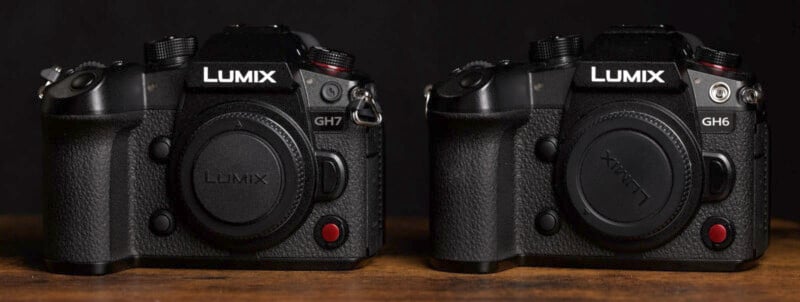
[708,223,728,244]
[321,223,340,243]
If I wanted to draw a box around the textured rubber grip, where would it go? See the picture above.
[428,112,527,262]
[42,112,141,263]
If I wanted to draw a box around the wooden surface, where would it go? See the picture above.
[1,215,799,301]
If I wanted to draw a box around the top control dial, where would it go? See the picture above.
[695,46,741,70]
[308,47,355,72]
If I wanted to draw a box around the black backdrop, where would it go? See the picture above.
[1,1,798,219]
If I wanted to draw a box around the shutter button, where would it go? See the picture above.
[459,71,483,88]
[70,72,96,90]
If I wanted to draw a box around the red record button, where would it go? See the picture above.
[702,217,735,250]
[315,215,347,249]
[321,223,341,243]
[708,223,728,244]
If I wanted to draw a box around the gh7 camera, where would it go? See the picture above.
[427,25,768,273]
[39,25,384,275]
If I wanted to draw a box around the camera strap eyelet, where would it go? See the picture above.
[350,87,383,127]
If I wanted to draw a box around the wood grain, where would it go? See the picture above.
[0,215,798,301]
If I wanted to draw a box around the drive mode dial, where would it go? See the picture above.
[529,34,583,62]
[144,36,197,70]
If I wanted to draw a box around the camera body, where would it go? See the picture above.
[427,25,769,273]
[40,25,384,275]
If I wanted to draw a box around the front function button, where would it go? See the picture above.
[315,215,348,249]
[149,209,176,236]
[702,217,735,250]
[70,73,96,90]
[535,136,558,162]
[535,210,561,236]
[149,136,172,163]
[315,151,347,201]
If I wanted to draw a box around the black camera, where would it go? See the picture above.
[39,25,384,275]
[427,25,769,273]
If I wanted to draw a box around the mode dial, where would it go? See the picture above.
[75,61,106,71]
[144,36,197,71]
[529,34,583,62]
[695,46,741,70]
[308,47,355,72]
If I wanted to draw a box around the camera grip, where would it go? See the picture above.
[42,113,141,264]
[429,112,527,263]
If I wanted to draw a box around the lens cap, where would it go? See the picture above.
[577,130,672,224]
[557,104,702,251]
[172,108,316,251]
[192,131,284,224]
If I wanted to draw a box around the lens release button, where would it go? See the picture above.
[315,152,347,202]
[708,160,726,194]
[703,152,735,202]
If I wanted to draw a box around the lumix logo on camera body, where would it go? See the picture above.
[187,62,295,90]
[590,66,665,83]
[573,62,684,90]
[202,67,277,84]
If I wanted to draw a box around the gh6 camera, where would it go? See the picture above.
[39,25,384,275]
[427,25,768,273]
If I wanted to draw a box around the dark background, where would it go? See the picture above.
[1,1,798,220]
